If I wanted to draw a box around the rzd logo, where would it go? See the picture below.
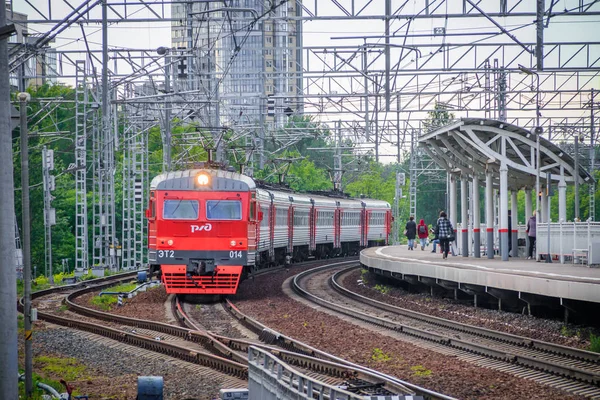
[191,223,212,233]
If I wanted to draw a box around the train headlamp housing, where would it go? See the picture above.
[196,171,211,186]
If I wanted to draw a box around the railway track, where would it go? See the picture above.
[291,263,600,399]
[175,260,454,399]
[26,263,453,399]
[26,272,248,386]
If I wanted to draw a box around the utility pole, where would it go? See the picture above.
[574,134,580,220]
[19,91,33,397]
[393,172,405,245]
[333,120,342,191]
[590,89,596,221]
[161,49,172,172]
[536,0,544,71]
[0,4,19,398]
[42,146,55,282]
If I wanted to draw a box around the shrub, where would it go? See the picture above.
[374,284,389,295]
[360,269,369,285]
[90,295,117,311]
[34,356,87,381]
[371,348,390,362]
[589,334,600,353]
[410,365,432,377]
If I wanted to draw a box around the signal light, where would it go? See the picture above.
[196,172,210,186]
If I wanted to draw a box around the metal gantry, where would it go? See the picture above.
[74,60,89,272]
[121,87,149,270]
[3,0,599,275]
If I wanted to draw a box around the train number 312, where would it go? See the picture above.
[157,250,174,258]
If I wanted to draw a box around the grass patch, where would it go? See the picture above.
[90,282,140,311]
[373,284,390,295]
[35,356,88,381]
[410,365,432,377]
[19,365,88,399]
[589,334,600,353]
[90,295,118,311]
[19,374,65,399]
[110,283,138,293]
[360,268,369,285]
[560,325,573,337]
[371,348,390,363]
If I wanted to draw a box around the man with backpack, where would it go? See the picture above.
[417,219,428,251]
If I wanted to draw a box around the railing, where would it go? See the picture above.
[247,346,365,400]
[455,221,600,265]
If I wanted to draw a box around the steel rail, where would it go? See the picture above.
[223,260,456,400]
[289,264,600,393]
[22,272,248,379]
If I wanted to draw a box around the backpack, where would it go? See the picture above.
[419,225,426,234]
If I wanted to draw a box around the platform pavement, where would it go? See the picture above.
[360,245,600,304]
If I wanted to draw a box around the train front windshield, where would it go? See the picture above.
[163,200,199,220]
[206,200,242,220]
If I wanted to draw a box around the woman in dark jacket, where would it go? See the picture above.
[405,216,417,250]
[435,211,454,259]
[526,210,537,259]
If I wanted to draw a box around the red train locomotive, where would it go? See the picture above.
[147,168,392,295]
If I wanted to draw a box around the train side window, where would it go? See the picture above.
[250,201,256,220]
[207,200,242,220]
[163,200,199,220]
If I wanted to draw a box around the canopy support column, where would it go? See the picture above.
[511,190,518,258]
[486,170,494,259]
[500,162,509,261]
[525,188,533,255]
[461,176,469,257]
[473,174,481,258]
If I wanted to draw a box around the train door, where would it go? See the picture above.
[385,210,392,245]
[248,192,258,263]
[268,193,275,262]
[287,203,294,254]
[309,199,316,253]
[334,202,341,249]
[360,202,367,247]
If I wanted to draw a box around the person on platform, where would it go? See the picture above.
[435,211,454,259]
[508,209,513,257]
[405,216,417,250]
[417,219,429,250]
[430,225,440,253]
[526,210,537,260]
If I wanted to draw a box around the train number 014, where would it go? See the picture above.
[158,250,174,258]
[229,250,243,258]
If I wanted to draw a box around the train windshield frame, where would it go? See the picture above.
[163,199,199,220]
[206,200,242,220]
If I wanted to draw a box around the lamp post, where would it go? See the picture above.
[518,65,547,262]
[19,91,33,397]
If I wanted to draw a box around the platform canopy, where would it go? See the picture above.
[418,118,595,191]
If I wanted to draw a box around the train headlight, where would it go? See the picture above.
[230,240,236,247]
[196,172,210,186]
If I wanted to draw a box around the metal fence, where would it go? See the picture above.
[455,221,600,265]
[247,346,365,400]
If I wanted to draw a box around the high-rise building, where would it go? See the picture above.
[7,6,57,90]
[170,1,302,129]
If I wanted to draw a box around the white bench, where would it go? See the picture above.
[572,248,589,265]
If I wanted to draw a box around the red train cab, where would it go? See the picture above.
[147,169,259,294]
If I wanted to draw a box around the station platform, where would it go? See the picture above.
[360,246,600,311]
